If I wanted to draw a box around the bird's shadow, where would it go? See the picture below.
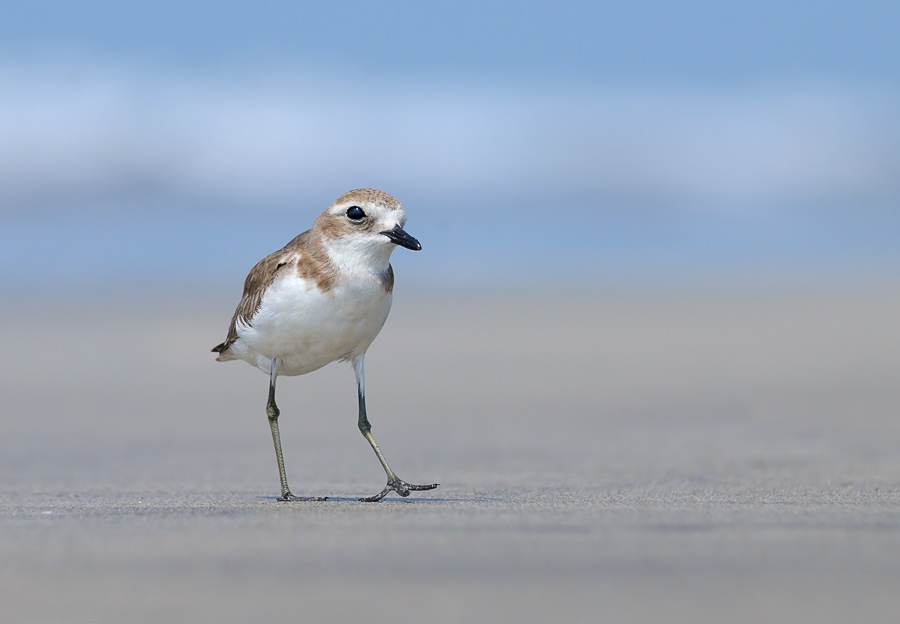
[255,495,455,504]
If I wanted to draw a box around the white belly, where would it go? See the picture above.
[231,272,392,376]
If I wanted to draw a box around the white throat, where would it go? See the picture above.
[321,232,395,276]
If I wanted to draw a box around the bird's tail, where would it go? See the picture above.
[211,342,236,361]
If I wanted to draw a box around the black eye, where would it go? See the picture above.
[346,206,366,221]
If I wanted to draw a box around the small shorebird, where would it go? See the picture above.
[212,188,438,502]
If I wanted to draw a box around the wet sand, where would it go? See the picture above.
[2,286,899,623]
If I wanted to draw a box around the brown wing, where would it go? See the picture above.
[211,231,311,356]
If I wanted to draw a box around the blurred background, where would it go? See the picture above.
[2,0,898,294]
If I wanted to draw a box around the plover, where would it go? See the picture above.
[212,188,438,502]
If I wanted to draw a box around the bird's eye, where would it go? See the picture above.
[346,206,366,221]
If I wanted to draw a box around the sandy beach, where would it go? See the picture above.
[2,285,899,623]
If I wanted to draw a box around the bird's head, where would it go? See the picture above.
[315,188,421,272]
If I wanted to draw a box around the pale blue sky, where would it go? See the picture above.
[4,1,898,83]
[1,2,898,291]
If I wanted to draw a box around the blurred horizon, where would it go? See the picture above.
[2,1,898,293]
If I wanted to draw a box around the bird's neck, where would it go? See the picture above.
[320,233,394,278]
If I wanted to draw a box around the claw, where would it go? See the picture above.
[359,477,439,502]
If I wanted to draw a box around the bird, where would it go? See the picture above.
[212,188,438,502]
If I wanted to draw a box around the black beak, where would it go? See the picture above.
[381,224,422,251]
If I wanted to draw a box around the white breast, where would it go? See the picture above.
[232,271,393,377]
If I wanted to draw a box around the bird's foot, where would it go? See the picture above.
[278,491,328,502]
[359,476,439,502]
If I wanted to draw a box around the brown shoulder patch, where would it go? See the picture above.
[294,232,337,292]
[379,263,394,293]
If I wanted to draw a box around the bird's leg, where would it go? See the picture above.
[267,359,327,502]
[353,357,438,502]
